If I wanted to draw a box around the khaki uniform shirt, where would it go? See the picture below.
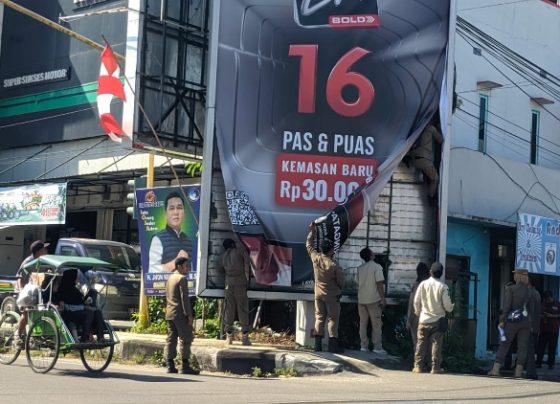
[216,246,250,286]
[165,272,192,321]
[357,260,384,304]
[500,282,534,324]
[414,276,454,324]
[411,125,443,161]
[306,231,344,298]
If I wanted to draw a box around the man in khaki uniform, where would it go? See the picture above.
[488,268,534,378]
[357,247,386,353]
[216,238,251,345]
[165,257,199,375]
[410,124,443,199]
[306,223,344,353]
[413,262,454,374]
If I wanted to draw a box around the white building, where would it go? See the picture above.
[447,0,560,356]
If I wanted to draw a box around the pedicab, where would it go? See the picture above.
[0,255,120,373]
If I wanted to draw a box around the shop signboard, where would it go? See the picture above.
[516,212,560,276]
[136,185,200,296]
[0,183,66,225]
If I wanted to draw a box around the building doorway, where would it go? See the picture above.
[46,211,97,246]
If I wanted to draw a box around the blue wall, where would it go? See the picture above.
[447,221,490,358]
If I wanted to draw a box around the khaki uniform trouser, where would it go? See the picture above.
[496,320,530,367]
[166,318,193,360]
[358,302,382,349]
[412,157,438,197]
[414,321,444,370]
[314,294,340,338]
[224,284,249,333]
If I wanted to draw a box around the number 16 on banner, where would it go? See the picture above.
[289,45,375,118]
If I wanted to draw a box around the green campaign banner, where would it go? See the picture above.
[135,186,200,296]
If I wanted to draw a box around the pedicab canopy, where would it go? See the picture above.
[22,255,115,274]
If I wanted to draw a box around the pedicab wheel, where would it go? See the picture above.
[0,296,18,315]
[25,316,60,374]
[0,311,22,365]
[80,343,114,373]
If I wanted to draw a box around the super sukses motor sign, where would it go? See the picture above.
[213,0,449,289]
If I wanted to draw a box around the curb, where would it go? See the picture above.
[115,336,343,375]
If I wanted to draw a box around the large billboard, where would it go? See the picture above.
[516,213,560,276]
[203,0,450,293]
[136,185,200,296]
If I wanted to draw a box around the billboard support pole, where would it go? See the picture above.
[438,0,458,273]
[137,154,155,327]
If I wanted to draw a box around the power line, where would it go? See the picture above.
[457,17,560,112]
[458,96,560,151]
[457,107,560,161]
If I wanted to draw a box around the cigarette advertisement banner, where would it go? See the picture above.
[136,186,200,296]
[212,0,450,289]
[0,183,67,225]
[516,213,560,276]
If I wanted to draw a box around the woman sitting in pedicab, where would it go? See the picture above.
[41,269,106,343]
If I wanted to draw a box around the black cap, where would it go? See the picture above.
[30,240,49,256]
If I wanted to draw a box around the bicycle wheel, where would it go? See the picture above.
[80,344,114,373]
[0,311,21,365]
[25,316,60,374]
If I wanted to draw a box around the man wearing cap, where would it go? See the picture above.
[488,268,535,378]
[306,223,344,353]
[413,262,454,374]
[14,240,49,345]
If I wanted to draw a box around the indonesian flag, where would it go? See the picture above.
[97,45,128,142]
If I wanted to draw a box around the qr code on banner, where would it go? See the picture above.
[225,190,260,226]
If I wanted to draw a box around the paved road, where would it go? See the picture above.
[2,357,560,403]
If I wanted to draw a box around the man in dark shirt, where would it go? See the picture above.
[537,290,560,370]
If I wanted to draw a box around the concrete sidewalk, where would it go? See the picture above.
[115,331,403,376]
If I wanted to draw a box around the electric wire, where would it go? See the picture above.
[457,17,560,124]
[454,114,560,216]
[457,107,560,161]
[458,97,560,155]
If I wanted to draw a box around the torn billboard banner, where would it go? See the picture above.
[212,0,450,289]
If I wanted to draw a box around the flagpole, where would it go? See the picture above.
[100,36,200,226]
[0,0,124,61]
